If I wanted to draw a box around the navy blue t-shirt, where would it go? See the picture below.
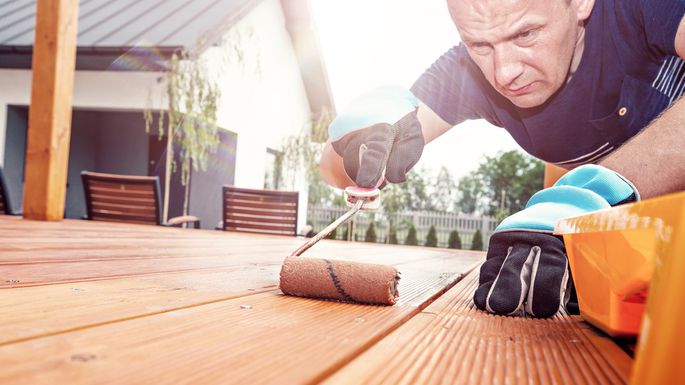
[411,0,685,167]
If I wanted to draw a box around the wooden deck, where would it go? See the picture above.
[0,216,632,384]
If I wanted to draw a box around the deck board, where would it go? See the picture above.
[1,216,480,288]
[0,268,476,384]
[322,271,632,385]
[0,253,477,346]
[0,216,632,384]
[0,216,482,384]
[2,292,422,385]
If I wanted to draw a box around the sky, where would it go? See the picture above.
[309,0,522,180]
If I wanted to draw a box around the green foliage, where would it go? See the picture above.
[425,225,438,247]
[495,209,511,224]
[456,150,544,216]
[455,175,482,214]
[143,27,257,218]
[280,107,336,206]
[448,230,462,249]
[382,168,434,215]
[471,229,484,251]
[341,223,352,241]
[388,225,398,244]
[167,52,221,187]
[405,223,418,246]
[365,222,377,243]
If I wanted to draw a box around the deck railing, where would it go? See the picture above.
[307,205,497,249]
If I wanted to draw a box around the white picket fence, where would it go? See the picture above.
[307,205,498,249]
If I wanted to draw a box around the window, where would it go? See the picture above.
[264,148,283,190]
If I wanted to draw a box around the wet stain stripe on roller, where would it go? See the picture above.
[324,259,354,302]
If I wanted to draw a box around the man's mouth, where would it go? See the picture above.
[507,82,534,96]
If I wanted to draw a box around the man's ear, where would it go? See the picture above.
[575,0,595,21]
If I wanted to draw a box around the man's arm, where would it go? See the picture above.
[320,100,453,189]
[599,15,685,199]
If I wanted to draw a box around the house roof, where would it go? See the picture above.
[0,0,262,70]
[0,0,334,115]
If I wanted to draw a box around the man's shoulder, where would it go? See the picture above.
[589,0,684,59]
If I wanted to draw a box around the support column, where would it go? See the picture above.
[23,0,80,220]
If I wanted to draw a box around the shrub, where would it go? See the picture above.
[365,222,377,243]
[471,229,484,251]
[448,230,462,249]
[425,225,438,247]
[388,225,398,244]
[405,224,418,246]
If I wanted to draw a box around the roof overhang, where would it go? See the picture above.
[0,46,178,71]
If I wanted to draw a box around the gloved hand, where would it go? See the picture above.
[328,85,424,188]
[474,165,639,318]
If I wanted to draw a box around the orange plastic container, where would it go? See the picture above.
[555,191,685,384]
[559,227,656,337]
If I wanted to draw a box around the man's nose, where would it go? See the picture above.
[493,46,524,88]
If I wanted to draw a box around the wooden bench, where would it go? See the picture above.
[81,171,200,228]
[222,185,299,236]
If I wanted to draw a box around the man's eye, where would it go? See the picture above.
[516,29,538,44]
[469,43,492,55]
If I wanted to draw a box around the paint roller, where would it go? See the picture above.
[279,186,401,305]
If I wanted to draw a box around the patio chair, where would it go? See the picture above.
[0,166,21,215]
[222,186,298,236]
[81,171,200,228]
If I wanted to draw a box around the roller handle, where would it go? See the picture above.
[290,199,364,257]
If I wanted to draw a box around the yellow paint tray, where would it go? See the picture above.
[555,191,685,338]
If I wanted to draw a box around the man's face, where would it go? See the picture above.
[448,0,589,108]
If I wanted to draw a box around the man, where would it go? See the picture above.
[320,0,685,317]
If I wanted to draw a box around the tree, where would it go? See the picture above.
[156,52,221,221]
[456,175,482,214]
[471,229,484,251]
[431,166,457,212]
[388,225,398,244]
[381,168,434,214]
[280,107,336,206]
[405,223,418,246]
[448,230,462,249]
[144,27,257,221]
[365,222,377,243]
[479,150,544,216]
[456,150,543,216]
[425,225,438,247]
[380,169,433,246]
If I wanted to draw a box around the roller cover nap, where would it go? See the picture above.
[279,256,400,305]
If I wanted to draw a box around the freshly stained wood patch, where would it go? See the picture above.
[323,272,633,385]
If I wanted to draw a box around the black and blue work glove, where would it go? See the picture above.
[328,85,424,187]
[474,165,639,318]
